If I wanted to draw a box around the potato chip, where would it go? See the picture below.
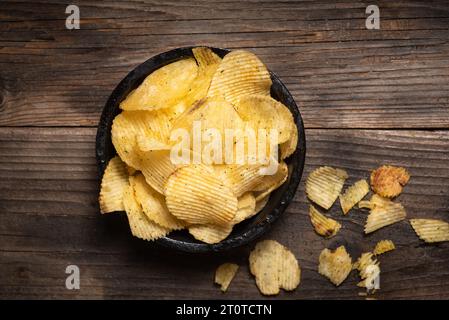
[370,165,410,198]
[306,166,348,210]
[373,240,395,255]
[249,240,301,295]
[318,246,352,286]
[122,184,170,241]
[233,192,257,224]
[136,135,171,152]
[234,94,294,144]
[253,161,289,201]
[99,156,129,214]
[208,50,272,105]
[309,205,341,238]
[131,174,184,230]
[215,263,239,292]
[354,252,380,291]
[139,149,179,195]
[126,164,137,176]
[254,194,270,214]
[120,58,198,111]
[364,195,406,234]
[339,179,370,215]
[280,121,298,159]
[165,164,238,226]
[188,223,233,244]
[410,219,449,243]
[111,110,172,168]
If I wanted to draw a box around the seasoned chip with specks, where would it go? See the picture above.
[373,240,395,255]
[318,246,352,286]
[410,219,449,243]
[370,165,410,198]
[309,205,341,238]
[339,179,370,215]
[306,166,348,210]
[215,263,239,292]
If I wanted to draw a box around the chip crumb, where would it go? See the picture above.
[373,240,395,255]
[215,263,239,292]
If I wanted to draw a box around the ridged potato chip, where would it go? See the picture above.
[373,240,395,255]
[208,50,272,105]
[306,166,348,210]
[120,58,198,111]
[136,135,171,152]
[309,205,341,238]
[354,252,380,291]
[165,164,238,226]
[370,165,410,198]
[123,184,170,241]
[364,195,406,234]
[188,223,233,244]
[99,156,129,214]
[410,219,449,243]
[215,263,239,292]
[235,94,294,144]
[280,121,298,159]
[318,246,352,286]
[253,161,289,201]
[339,179,370,215]
[249,240,301,295]
[131,174,184,230]
[139,149,179,194]
[234,192,257,224]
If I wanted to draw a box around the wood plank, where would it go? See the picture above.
[1,127,448,299]
[1,1,449,127]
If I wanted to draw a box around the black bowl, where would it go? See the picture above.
[96,46,306,253]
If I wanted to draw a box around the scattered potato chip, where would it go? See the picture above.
[165,164,238,226]
[235,94,294,144]
[354,252,380,292]
[122,184,170,241]
[305,166,348,210]
[208,50,272,105]
[339,179,370,215]
[280,121,298,159]
[309,205,341,238]
[318,246,352,286]
[373,240,396,255]
[188,223,233,244]
[99,156,129,214]
[131,174,184,230]
[249,240,301,295]
[364,195,407,234]
[120,58,198,111]
[370,165,410,198]
[233,192,257,224]
[215,263,239,292]
[410,219,449,243]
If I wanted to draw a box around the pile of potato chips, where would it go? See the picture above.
[99,47,298,244]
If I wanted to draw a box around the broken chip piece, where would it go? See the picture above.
[354,252,380,293]
[215,263,239,292]
[339,179,370,215]
[370,165,410,198]
[318,246,352,286]
[306,166,348,210]
[373,240,396,255]
[309,205,341,238]
[363,195,407,234]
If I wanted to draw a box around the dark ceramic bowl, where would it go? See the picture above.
[96,46,306,253]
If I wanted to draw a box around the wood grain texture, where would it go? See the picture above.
[1,0,449,128]
[1,127,448,299]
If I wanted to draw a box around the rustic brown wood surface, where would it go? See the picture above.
[0,0,448,299]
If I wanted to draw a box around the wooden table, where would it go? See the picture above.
[1,0,449,300]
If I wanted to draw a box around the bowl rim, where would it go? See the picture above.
[96,46,306,253]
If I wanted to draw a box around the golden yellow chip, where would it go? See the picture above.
[131,174,184,230]
[354,252,380,291]
[410,219,449,243]
[253,162,289,201]
[139,150,179,195]
[339,179,370,215]
[208,50,272,105]
[126,164,137,176]
[122,184,170,241]
[373,240,396,255]
[136,135,171,152]
[254,194,270,214]
[280,121,298,159]
[111,110,172,168]
[234,94,294,144]
[318,246,352,286]
[309,205,341,238]
[215,263,239,292]
[249,240,301,296]
[99,156,129,214]
[306,166,348,210]
[165,164,238,226]
[120,58,198,111]
[370,165,410,198]
[188,223,233,244]
[364,195,407,234]
[233,192,257,224]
